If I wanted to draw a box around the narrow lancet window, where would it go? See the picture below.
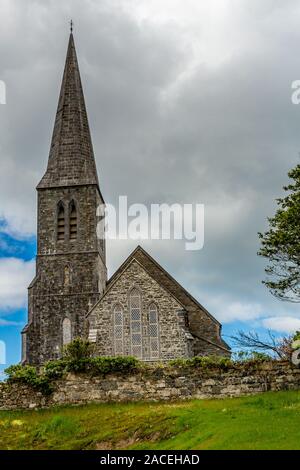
[69,201,77,240]
[62,318,72,346]
[57,202,65,241]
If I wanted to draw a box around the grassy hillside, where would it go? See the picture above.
[1,391,300,450]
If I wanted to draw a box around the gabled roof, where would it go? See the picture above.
[88,245,230,352]
[37,33,99,190]
[89,245,220,326]
[107,245,221,326]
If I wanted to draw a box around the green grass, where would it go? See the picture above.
[1,391,300,450]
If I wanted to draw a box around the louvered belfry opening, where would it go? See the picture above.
[57,203,65,241]
[69,201,77,240]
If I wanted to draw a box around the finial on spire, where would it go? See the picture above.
[70,19,73,33]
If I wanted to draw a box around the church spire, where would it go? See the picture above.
[38,31,99,189]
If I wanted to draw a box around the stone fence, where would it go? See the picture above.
[0,361,300,410]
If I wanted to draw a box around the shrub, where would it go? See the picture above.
[293,331,300,342]
[250,351,272,362]
[89,356,140,375]
[4,341,140,395]
[4,364,53,395]
[169,358,192,368]
[43,359,67,380]
[233,350,272,363]
[192,356,232,370]
[61,340,140,374]
[169,356,233,370]
[5,364,38,384]
[62,338,93,362]
[62,338,93,372]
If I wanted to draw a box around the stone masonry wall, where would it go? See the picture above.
[24,183,106,365]
[89,260,193,361]
[1,362,300,411]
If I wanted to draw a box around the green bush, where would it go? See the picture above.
[89,356,140,375]
[293,331,300,342]
[169,358,191,368]
[61,339,140,374]
[4,364,37,384]
[61,338,94,372]
[192,356,232,370]
[43,359,67,380]
[4,364,53,395]
[169,356,233,370]
[250,351,272,362]
[4,339,141,396]
[62,338,93,361]
[233,350,272,363]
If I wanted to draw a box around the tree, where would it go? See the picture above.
[230,330,293,360]
[258,164,300,302]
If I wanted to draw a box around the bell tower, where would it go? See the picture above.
[22,30,107,364]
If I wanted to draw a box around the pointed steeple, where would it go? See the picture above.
[38,32,99,189]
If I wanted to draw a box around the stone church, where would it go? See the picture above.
[22,32,230,365]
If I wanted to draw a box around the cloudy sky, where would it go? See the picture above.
[1,0,300,371]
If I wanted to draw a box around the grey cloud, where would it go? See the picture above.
[1,0,300,327]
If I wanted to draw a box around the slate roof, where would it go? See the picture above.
[37,33,99,189]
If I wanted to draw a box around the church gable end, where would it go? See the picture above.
[88,260,193,361]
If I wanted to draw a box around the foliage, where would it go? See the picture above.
[89,356,140,375]
[230,330,293,360]
[293,331,300,342]
[170,352,276,369]
[62,338,93,372]
[233,350,272,363]
[4,340,141,394]
[4,364,37,383]
[4,365,53,395]
[43,360,67,380]
[169,355,233,370]
[2,391,300,449]
[258,164,300,302]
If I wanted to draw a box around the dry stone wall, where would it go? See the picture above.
[0,362,299,411]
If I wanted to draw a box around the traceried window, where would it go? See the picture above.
[57,202,65,241]
[113,304,124,355]
[69,201,77,240]
[130,288,142,358]
[62,317,72,346]
[148,303,159,360]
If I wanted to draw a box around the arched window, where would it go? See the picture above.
[62,318,72,346]
[149,303,159,360]
[21,333,26,363]
[130,288,142,358]
[113,304,124,355]
[69,201,77,240]
[57,202,65,241]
